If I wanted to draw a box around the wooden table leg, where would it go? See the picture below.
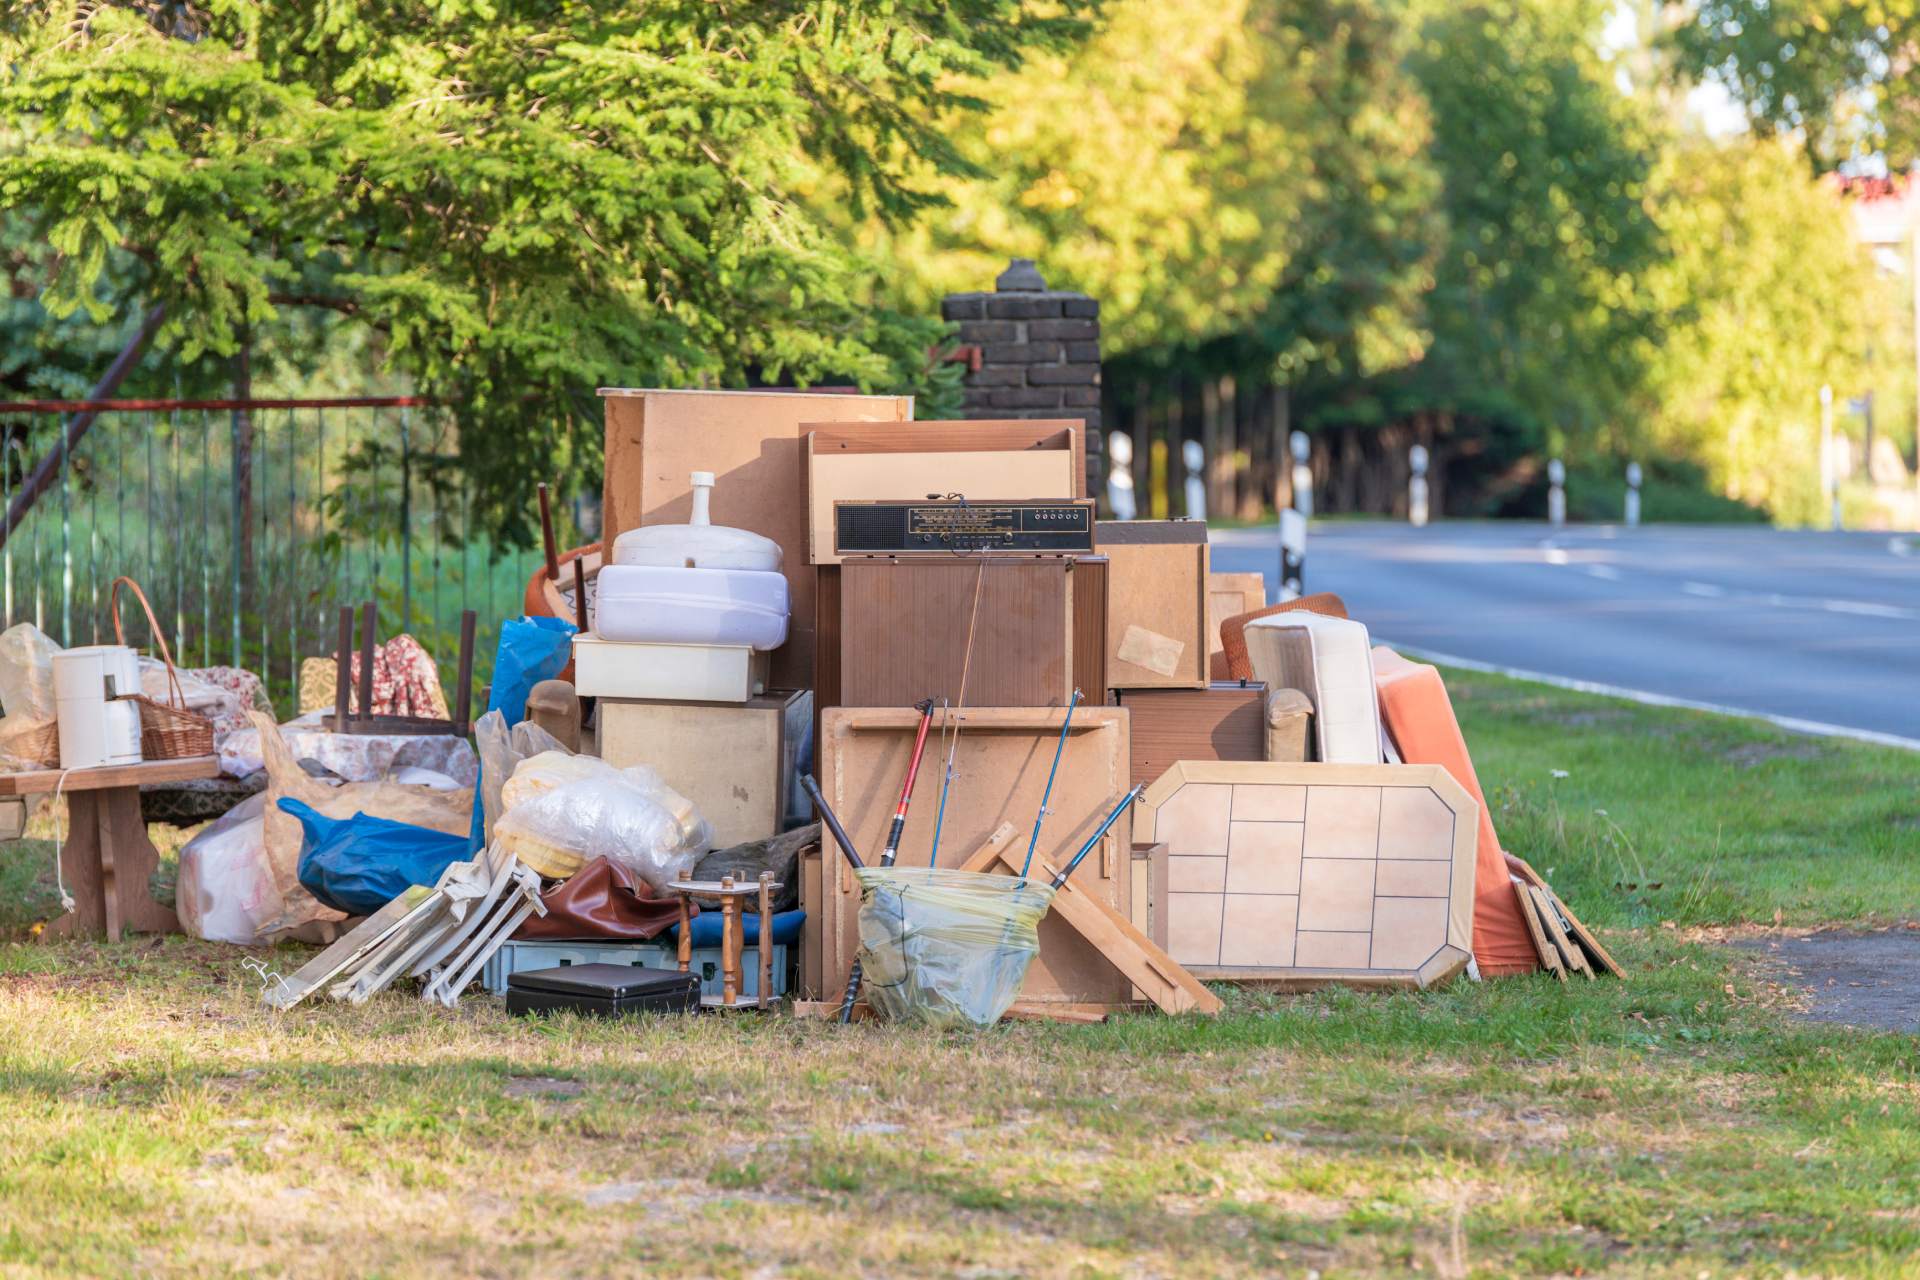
[41,785,178,943]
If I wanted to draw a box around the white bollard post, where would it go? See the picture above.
[1106,431,1138,521]
[1409,444,1430,528]
[1624,461,1642,528]
[1182,439,1206,521]
[1278,508,1307,600]
[1819,384,1841,531]
[1289,430,1313,519]
[1547,457,1566,528]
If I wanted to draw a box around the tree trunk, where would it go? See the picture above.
[1200,376,1221,516]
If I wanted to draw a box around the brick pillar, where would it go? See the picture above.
[941,259,1102,497]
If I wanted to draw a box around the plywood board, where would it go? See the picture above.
[818,705,1132,1005]
[598,691,808,847]
[1207,573,1265,680]
[599,388,912,689]
[1099,521,1209,689]
[1138,761,1477,991]
[806,420,1083,564]
[835,559,1073,708]
[1114,683,1267,787]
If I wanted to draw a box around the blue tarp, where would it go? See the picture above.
[281,797,470,917]
[469,614,575,850]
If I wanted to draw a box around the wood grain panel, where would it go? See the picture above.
[837,559,1072,708]
[1113,682,1266,787]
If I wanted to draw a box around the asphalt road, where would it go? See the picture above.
[1208,521,1920,746]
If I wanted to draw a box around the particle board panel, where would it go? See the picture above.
[805,420,1084,564]
[1113,682,1267,787]
[1137,761,1478,991]
[817,705,1132,1006]
[598,690,808,847]
[1130,840,1169,947]
[599,388,912,689]
[834,558,1074,708]
[1207,573,1266,680]
[1099,520,1209,689]
[1069,556,1108,699]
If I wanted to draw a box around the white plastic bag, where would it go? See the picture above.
[177,793,278,946]
[494,759,711,889]
[0,622,58,769]
[473,710,568,844]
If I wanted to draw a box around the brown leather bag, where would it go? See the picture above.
[513,856,691,941]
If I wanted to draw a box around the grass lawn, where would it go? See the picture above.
[2,670,1916,1278]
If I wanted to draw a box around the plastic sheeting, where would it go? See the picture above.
[493,757,711,888]
[281,797,473,917]
[854,868,1054,1029]
[176,793,277,946]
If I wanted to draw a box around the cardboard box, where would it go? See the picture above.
[1098,520,1209,689]
[598,388,913,689]
[597,690,810,847]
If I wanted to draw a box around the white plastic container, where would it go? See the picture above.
[592,564,790,650]
[611,470,783,571]
[571,636,768,702]
[53,645,144,769]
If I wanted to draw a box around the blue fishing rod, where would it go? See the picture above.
[1020,688,1082,879]
[1046,784,1147,889]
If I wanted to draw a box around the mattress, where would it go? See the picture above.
[1243,611,1383,763]
[1372,646,1539,976]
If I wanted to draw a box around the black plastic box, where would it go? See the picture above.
[505,963,701,1019]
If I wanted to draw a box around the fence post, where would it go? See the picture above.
[400,404,413,630]
[1409,444,1430,527]
[1547,457,1566,528]
[1289,430,1313,520]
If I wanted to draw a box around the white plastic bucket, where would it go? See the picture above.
[592,565,790,650]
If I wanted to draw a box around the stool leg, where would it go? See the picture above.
[757,873,773,1010]
[721,895,739,1007]
[675,894,691,974]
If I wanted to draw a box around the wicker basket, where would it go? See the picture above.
[110,576,216,760]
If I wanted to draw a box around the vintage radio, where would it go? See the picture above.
[833,499,1096,558]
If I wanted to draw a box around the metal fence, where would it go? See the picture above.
[0,398,546,713]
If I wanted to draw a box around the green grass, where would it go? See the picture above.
[0,670,1915,1277]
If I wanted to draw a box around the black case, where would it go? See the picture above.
[505,963,701,1018]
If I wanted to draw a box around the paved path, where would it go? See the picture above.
[1208,522,1920,746]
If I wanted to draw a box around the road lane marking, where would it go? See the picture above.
[1382,644,1920,753]
[1585,565,1621,580]
[1681,582,1726,597]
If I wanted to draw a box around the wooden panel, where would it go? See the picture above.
[1114,682,1267,788]
[598,691,806,847]
[0,755,218,796]
[806,420,1083,487]
[1138,761,1478,991]
[1069,556,1107,699]
[1130,840,1169,947]
[799,842,824,999]
[806,421,1082,564]
[1098,521,1209,689]
[599,388,912,689]
[837,559,1072,708]
[818,706,1132,1005]
[813,564,842,749]
[1207,572,1266,680]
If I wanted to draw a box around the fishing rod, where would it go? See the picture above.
[1047,784,1147,890]
[837,697,938,1024]
[800,774,865,870]
[1020,688,1082,878]
[928,699,956,868]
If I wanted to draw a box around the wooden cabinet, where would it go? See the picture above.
[597,690,809,847]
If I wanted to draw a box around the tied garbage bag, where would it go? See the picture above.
[280,797,472,917]
[177,793,277,946]
[853,868,1055,1029]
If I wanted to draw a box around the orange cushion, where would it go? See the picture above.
[1373,647,1539,976]
[1218,593,1350,682]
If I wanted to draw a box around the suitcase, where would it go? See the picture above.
[505,963,702,1019]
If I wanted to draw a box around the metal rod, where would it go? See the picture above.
[537,482,559,582]
[333,605,352,724]
[1048,785,1147,890]
[1021,688,1083,878]
[928,699,956,868]
[838,698,937,1024]
[357,601,376,720]
[570,556,589,631]
[800,774,865,870]
[454,609,477,729]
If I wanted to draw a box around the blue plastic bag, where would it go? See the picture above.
[282,797,471,916]
[469,614,575,849]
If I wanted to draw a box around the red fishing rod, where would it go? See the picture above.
[837,697,937,1024]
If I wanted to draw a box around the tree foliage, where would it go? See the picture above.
[0,0,1086,538]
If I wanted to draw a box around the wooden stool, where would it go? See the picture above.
[669,870,781,1010]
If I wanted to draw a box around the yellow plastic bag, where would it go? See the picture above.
[854,867,1055,1029]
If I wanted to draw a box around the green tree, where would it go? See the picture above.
[0,1,1087,540]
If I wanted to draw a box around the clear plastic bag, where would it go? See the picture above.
[472,709,568,844]
[854,868,1055,1029]
[177,793,278,946]
[494,758,711,889]
[0,622,58,769]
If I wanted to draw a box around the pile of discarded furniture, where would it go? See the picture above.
[0,386,1617,1019]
